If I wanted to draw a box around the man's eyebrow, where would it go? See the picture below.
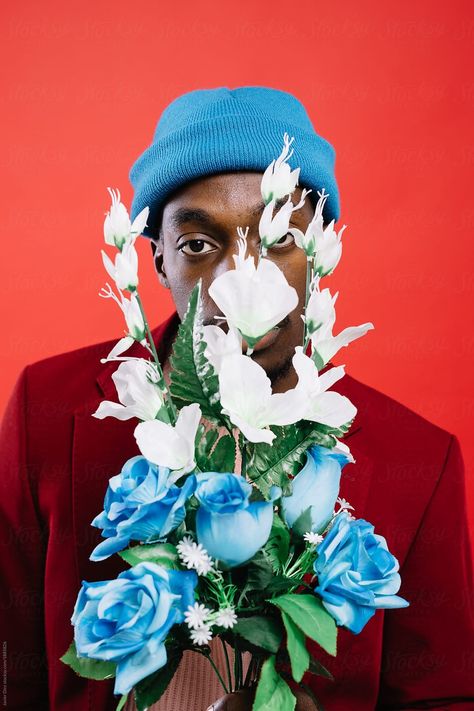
[168,196,297,230]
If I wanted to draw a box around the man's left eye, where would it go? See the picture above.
[270,233,295,249]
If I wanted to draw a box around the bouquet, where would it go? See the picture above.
[61,134,409,711]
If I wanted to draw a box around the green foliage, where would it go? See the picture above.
[168,280,228,426]
[134,647,183,711]
[233,616,283,654]
[281,612,310,682]
[269,594,337,657]
[118,543,179,569]
[247,421,337,498]
[263,514,290,573]
[253,655,296,711]
[60,641,116,681]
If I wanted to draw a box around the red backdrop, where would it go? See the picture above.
[1,0,473,532]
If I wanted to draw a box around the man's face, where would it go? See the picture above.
[151,171,316,391]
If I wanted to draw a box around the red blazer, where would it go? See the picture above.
[1,311,473,710]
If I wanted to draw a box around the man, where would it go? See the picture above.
[1,86,473,711]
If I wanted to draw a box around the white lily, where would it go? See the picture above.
[101,238,139,291]
[208,228,298,349]
[261,132,301,205]
[218,354,305,444]
[99,284,147,359]
[103,188,149,251]
[258,189,311,254]
[305,281,374,368]
[289,188,327,258]
[92,359,164,422]
[314,218,345,277]
[202,324,242,373]
[292,346,357,428]
[134,403,201,481]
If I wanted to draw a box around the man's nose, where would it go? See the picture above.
[211,232,261,280]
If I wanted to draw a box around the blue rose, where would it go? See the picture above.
[313,512,409,633]
[71,562,197,695]
[195,472,277,568]
[90,455,196,561]
[281,444,352,536]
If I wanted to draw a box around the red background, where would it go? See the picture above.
[1,1,473,532]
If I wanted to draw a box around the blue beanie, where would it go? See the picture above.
[129,86,340,237]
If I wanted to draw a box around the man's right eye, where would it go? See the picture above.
[178,239,215,256]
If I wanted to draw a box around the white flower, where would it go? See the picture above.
[218,353,305,444]
[292,346,357,428]
[203,324,242,373]
[190,625,213,646]
[336,497,355,513]
[103,188,149,251]
[303,277,336,335]
[177,536,214,576]
[184,603,212,630]
[289,188,343,274]
[261,133,301,205]
[305,281,374,367]
[215,607,238,629]
[101,239,139,291]
[99,284,147,359]
[92,359,164,422]
[303,531,324,546]
[313,219,345,278]
[134,404,201,481]
[208,228,298,349]
[259,189,311,253]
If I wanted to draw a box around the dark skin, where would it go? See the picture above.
[150,171,322,710]
[150,171,324,394]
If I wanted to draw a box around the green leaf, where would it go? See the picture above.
[233,616,283,654]
[60,641,116,681]
[134,647,183,711]
[281,611,309,682]
[263,514,290,573]
[269,594,337,657]
[308,657,334,680]
[207,433,236,472]
[119,543,179,569]
[238,554,274,603]
[291,506,315,538]
[247,421,337,498]
[195,427,220,470]
[253,655,296,711]
[168,280,228,425]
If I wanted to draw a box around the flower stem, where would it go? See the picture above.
[302,257,312,348]
[220,637,233,692]
[135,291,177,426]
[202,650,229,694]
[240,433,247,478]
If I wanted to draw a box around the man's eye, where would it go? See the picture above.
[178,239,215,256]
[269,232,295,249]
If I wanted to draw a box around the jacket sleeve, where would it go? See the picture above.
[376,434,474,710]
[0,367,49,708]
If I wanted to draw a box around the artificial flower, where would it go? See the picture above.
[103,188,149,251]
[99,284,147,359]
[101,238,139,291]
[258,188,311,253]
[134,403,201,479]
[92,359,164,422]
[208,228,298,350]
[260,132,301,205]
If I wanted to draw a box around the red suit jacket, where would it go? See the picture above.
[1,311,473,710]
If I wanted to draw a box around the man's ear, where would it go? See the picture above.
[150,238,170,289]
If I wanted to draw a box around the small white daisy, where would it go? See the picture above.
[184,602,212,630]
[190,624,213,646]
[215,607,238,629]
[177,536,214,576]
[303,531,324,546]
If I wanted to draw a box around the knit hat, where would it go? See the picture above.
[129,86,340,237]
